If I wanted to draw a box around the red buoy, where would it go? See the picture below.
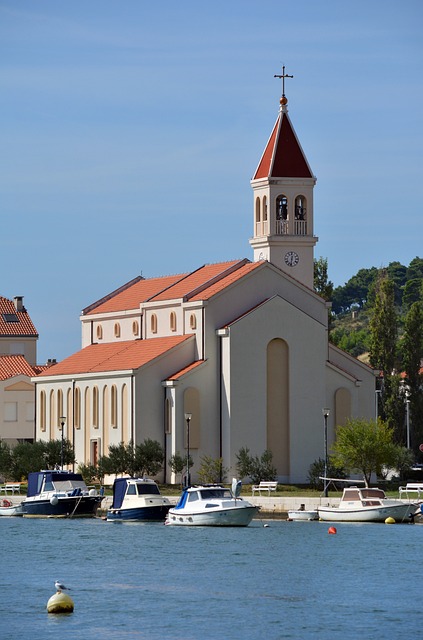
[328,526,337,535]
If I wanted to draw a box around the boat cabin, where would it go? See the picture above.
[341,487,386,508]
[111,478,162,510]
[175,486,233,509]
[27,470,91,498]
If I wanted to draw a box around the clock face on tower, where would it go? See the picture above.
[284,251,299,267]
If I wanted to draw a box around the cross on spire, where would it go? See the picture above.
[274,65,293,98]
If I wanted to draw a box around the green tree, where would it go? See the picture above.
[314,257,334,301]
[197,455,228,484]
[105,442,135,476]
[133,439,164,477]
[307,457,347,490]
[331,418,400,486]
[77,463,100,485]
[168,451,192,485]
[401,301,423,450]
[235,447,276,484]
[0,440,13,480]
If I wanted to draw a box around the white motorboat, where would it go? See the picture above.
[21,470,103,518]
[165,480,258,527]
[288,505,319,521]
[318,486,418,523]
[0,498,23,517]
[106,477,171,522]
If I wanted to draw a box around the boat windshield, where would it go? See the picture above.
[199,488,232,500]
[52,479,88,493]
[361,489,385,499]
[136,483,160,496]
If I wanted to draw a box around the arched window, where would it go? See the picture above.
[276,195,288,234]
[57,389,63,427]
[40,391,46,432]
[132,320,139,336]
[111,385,117,428]
[121,384,128,442]
[189,314,197,330]
[151,314,157,334]
[74,387,81,429]
[93,386,99,428]
[255,197,261,235]
[49,390,55,432]
[96,324,103,340]
[114,322,121,338]
[295,195,307,235]
[84,387,90,430]
[170,311,177,332]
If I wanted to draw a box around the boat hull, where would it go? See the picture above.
[288,510,319,521]
[106,504,171,522]
[318,502,417,523]
[22,496,102,518]
[166,505,258,526]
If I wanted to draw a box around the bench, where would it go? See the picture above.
[252,481,278,496]
[0,483,22,495]
[399,483,423,499]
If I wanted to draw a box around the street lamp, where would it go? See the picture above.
[184,412,192,488]
[375,389,382,423]
[322,408,330,497]
[405,391,411,449]
[59,416,66,470]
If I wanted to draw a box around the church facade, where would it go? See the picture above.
[34,88,376,483]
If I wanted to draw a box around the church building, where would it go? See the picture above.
[34,81,376,483]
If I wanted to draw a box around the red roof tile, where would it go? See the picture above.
[253,111,313,180]
[149,261,245,302]
[189,262,262,301]
[38,335,192,377]
[0,355,40,381]
[0,296,38,337]
[167,360,205,381]
[84,274,188,315]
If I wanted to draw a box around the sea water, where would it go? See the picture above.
[0,516,421,640]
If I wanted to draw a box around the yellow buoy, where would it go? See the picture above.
[46,591,74,613]
[385,516,396,524]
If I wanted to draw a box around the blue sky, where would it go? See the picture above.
[1,0,422,363]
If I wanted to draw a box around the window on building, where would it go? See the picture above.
[189,314,196,330]
[111,385,117,428]
[170,311,177,332]
[40,391,46,432]
[57,389,63,426]
[93,387,99,428]
[151,314,158,334]
[4,402,17,422]
[96,325,103,340]
[114,323,121,338]
[74,387,81,429]
[132,320,139,336]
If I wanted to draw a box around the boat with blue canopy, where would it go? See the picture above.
[106,477,171,522]
[165,479,258,526]
[21,470,103,518]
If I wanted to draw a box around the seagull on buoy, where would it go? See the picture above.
[55,580,71,593]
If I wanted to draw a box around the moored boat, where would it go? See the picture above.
[165,480,258,527]
[0,498,24,517]
[318,486,418,523]
[288,505,319,521]
[106,477,171,522]
[21,470,103,518]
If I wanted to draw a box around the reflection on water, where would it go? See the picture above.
[1,517,422,639]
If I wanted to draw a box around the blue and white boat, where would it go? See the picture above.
[165,479,258,527]
[106,477,171,522]
[21,470,103,518]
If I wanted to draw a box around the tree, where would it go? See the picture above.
[401,301,423,450]
[133,439,164,477]
[369,274,398,373]
[235,447,276,484]
[105,442,135,476]
[197,456,228,484]
[307,457,346,490]
[8,439,75,481]
[314,257,334,301]
[168,451,192,485]
[331,418,400,486]
[0,440,12,480]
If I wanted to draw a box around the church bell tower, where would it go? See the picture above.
[249,68,318,288]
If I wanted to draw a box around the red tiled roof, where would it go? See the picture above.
[38,335,192,377]
[167,360,205,381]
[0,296,38,337]
[149,260,246,302]
[189,262,262,301]
[0,355,40,381]
[253,111,313,180]
[84,274,188,315]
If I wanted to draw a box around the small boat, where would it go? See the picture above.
[21,470,103,518]
[288,505,319,521]
[165,479,258,527]
[106,477,171,522]
[318,486,418,523]
[0,498,24,517]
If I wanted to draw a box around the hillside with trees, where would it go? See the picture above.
[314,256,423,455]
